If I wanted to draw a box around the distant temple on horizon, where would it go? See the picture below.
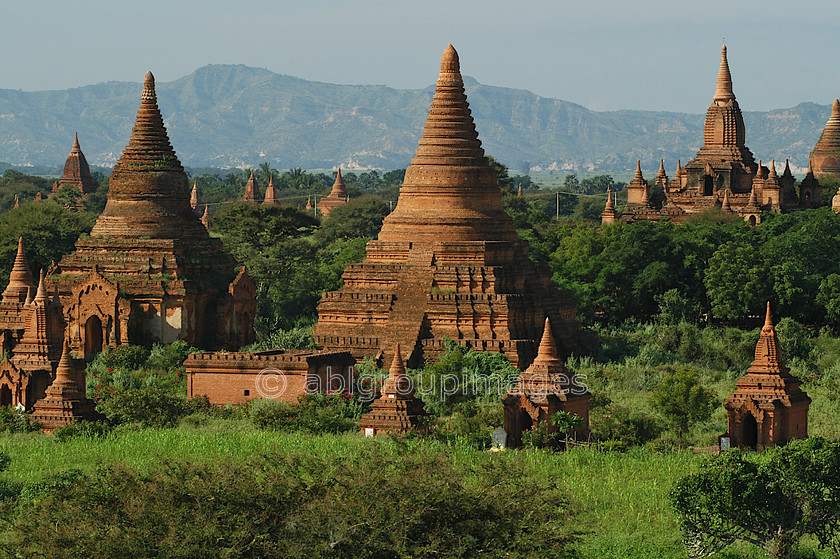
[50,133,99,201]
[613,46,822,225]
[314,45,586,369]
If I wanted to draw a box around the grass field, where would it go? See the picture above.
[0,421,829,558]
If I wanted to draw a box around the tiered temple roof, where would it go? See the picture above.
[811,99,840,178]
[616,46,820,225]
[318,168,350,217]
[57,133,98,195]
[358,344,428,435]
[725,303,810,449]
[50,71,255,353]
[315,45,586,368]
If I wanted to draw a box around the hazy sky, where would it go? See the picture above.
[4,0,839,113]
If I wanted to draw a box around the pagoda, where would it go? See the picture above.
[49,72,256,355]
[358,344,428,435]
[190,180,205,217]
[810,99,840,178]
[55,133,98,196]
[724,303,810,450]
[30,340,99,432]
[315,45,584,368]
[619,46,819,224]
[262,176,279,205]
[503,318,590,448]
[242,171,261,203]
[318,169,350,217]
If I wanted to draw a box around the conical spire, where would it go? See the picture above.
[90,71,206,239]
[533,317,560,365]
[190,180,200,210]
[381,343,413,398]
[657,159,666,178]
[714,45,735,103]
[810,99,840,176]
[13,195,19,209]
[782,159,793,179]
[769,159,778,179]
[747,302,789,376]
[262,175,279,205]
[243,170,261,202]
[601,188,616,225]
[201,205,210,228]
[517,183,523,196]
[329,168,348,199]
[51,339,80,391]
[71,132,80,152]
[605,188,615,210]
[376,44,516,243]
[2,237,34,303]
[721,189,732,212]
[33,270,47,305]
[634,160,643,181]
[746,185,759,209]
[58,133,97,194]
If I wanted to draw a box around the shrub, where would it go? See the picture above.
[590,404,663,447]
[249,393,368,434]
[0,407,41,433]
[96,387,189,428]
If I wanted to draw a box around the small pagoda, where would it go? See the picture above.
[54,133,99,196]
[242,171,262,203]
[724,303,810,450]
[263,176,279,206]
[503,317,590,448]
[190,180,205,217]
[318,169,349,217]
[30,340,99,432]
[359,344,427,435]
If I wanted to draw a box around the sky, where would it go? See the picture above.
[3,0,839,113]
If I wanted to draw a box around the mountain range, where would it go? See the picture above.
[0,64,832,175]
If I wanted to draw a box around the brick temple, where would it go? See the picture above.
[615,46,821,225]
[358,344,428,436]
[811,99,840,179]
[317,168,350,217]
[48,71,256,356]
[503,318,590,448]
[314,45,584,368]
[724,303,810,450]
[52,133,99,197]
[30,340,99,432]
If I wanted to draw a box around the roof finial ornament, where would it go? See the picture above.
[714,44,735,103]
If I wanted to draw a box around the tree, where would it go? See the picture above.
[671,437,840,559]
[50,184,83,210]
[650,369,716,444]
[316,195,388,242]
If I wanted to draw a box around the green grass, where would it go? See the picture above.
[0,421,829,558]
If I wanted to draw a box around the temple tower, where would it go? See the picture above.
[50,71,255,355]
[190,180,205,217]
[810,99,840,178]
[243,171,261,203]
[315,45,585,368]
[502,317,590,448]
[30,340,99,432]
[262,176,279,206]
[725,303,810,450]
[601,188,616,225]
[318,168,350,217]
[57,133,98,196]
[2,237,34,304]
[358,344,428,435]
[625,161,650,208]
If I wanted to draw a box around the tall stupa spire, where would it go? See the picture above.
[376,44,516,243]
[810,99,840,177]
[714,45,735,103]
[2,237,34,303]
[90,71,207,240]
[329,168,348,199]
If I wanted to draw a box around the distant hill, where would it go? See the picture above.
[0,64,831,174]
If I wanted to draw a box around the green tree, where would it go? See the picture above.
[650,369,717,444]
[671,437,840,559]
[316,195,388,242]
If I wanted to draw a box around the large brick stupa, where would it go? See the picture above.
[50,72,255,355]
[315,45,584,368]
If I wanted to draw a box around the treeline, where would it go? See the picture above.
[516,207,840,328]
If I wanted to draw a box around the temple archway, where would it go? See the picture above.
[0,385,11,407]
[742,413,758,449]
[703,175,714,196]
[748,215,757,226]
[85,315,103,357]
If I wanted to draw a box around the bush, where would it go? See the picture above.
[0,407,41,434]
[249,393,369,434]
[590,404,663,447]
[96,387,189,428]
[8,446,579,558]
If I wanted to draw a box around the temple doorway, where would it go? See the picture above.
[85,315,103,357]
[742,414,758,449]
[703,175,714,196]
[0,385,11,407]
